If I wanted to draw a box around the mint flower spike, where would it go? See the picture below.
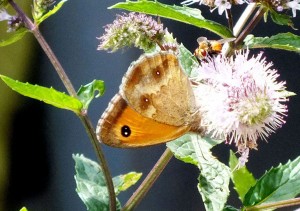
[0,9,11,21]
[255,0,300,17]
[0,9,23,32]
[192,50,290,165]
[97,12,165,52]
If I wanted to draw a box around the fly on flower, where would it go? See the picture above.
[194,36,235,60]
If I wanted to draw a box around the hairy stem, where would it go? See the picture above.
[245,197,300,210]
[8,1,117,210]
[122,148,174,210]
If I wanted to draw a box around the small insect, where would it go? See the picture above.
[194,37,235,60]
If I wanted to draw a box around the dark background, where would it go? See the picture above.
[1,0,300,210]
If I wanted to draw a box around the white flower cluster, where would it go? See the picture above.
[182,0,300,18]
[192,50,288,150]
[286,0,300,17]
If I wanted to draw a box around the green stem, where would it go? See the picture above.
[8,1,117,210]
[122,148,174,210]
[245,197,300,210]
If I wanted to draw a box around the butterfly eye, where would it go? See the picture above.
[121,125,131,137]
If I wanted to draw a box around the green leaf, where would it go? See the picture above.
[243,156,300,207]
[113,172,142,195]
[244,33,300,53]
[77,80,105,109]
[223,205,239,211]
[19,207,28,211]
[229,150,256,202]
[110,0,233,38]
[73,154,120,211]
[0,28,29,47]
[35,0,67,25]
[167,134,199,165]
[167,134,223,166]
[0,75,82,113]
[0,0,8,6]
[168,134,230,210]
[177,44,199,76]
[73,154,141,211]
[269,9,295,28]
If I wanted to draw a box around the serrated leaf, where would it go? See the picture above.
[167,134,199,165]
[167,134,223,166]
[19,207,28,211]
[35,0,67,25]
[73,154,141,211]
[0,28,29,47]
[244,33,300,53]
[178,44,199,76]
[269,9,295,28]
[0,75,82,113]
[168,134,229,210]
[243,156,300,207]
[73,154,120,211]
[193,136,230,211]
[110,0,233,38]
[229,150,256,202]
[77,80,105,109]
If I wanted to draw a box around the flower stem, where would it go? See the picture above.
[9,0,77,97]
[245,197,300,210]
[233,3,257,36]
[122,148,174,211]
[234,6,265,48]
[8,1,117,210]
[222,3,256,56]
[79,114,117,211]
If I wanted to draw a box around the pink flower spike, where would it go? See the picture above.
[192,50,290,161]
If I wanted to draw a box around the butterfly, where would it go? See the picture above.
[96,52,202,147]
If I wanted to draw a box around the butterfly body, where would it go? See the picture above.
[97,52,201,147]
